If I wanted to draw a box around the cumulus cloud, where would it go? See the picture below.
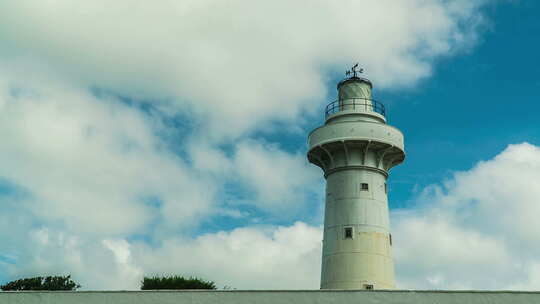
[0,73,217,235]
[231,140,322,212]
[0,69,324,288]
[1,221,321,290]
[0,0,487,139]
[133,222,322,290]
[186,138,323,221]
[393,143,540,290]
[3,227,143,290]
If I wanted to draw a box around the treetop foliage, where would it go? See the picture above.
[1,275,81,291]
[141,275,216,290]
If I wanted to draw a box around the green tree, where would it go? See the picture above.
[1,275,81,291]
[141,275,216,290]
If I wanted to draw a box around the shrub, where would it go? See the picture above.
[141,275,216,290]
[1,275,81,291]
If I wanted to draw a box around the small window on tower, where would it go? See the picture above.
[344,227,353,239]
[364,284,374,290]
[389,234,392,246]
[384,183,387,193]
[361,183,369,191]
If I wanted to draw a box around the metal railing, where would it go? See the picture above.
[325,98,386,119]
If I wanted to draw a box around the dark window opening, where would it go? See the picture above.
[361,183,369,191]
[389,234,392,246]
[384,183,387,193]
[344,227,353,239]
[364,284,374,290]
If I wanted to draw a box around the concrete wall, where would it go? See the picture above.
[1,290,539,304]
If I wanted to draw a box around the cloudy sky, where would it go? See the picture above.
[0,0,539,291]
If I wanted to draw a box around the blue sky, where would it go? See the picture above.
[387,1,540,208]
[1,0,540,291]
[387,1,540,204]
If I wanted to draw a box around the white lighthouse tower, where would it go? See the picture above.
[307,65,405,290]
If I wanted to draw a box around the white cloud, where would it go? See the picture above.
[393,143,540,290]
[133,221,322,290]
[0,68,325,289]
[0,74,217,235]
[231,140,321,212]
[509,263,540,290]
[2,222,321,290]
[102,239,143,289]
[0,0,487,139]
[4,227,143,290]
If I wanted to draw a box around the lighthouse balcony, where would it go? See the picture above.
[325,98,386,119]
[307,120,405,175]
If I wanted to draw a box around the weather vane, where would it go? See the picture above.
[345,63,363,78]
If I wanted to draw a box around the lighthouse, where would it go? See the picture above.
[307,66,405,290]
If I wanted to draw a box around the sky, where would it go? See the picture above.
[0,0,539,291]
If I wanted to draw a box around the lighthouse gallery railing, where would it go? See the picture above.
[325,98,386,119]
